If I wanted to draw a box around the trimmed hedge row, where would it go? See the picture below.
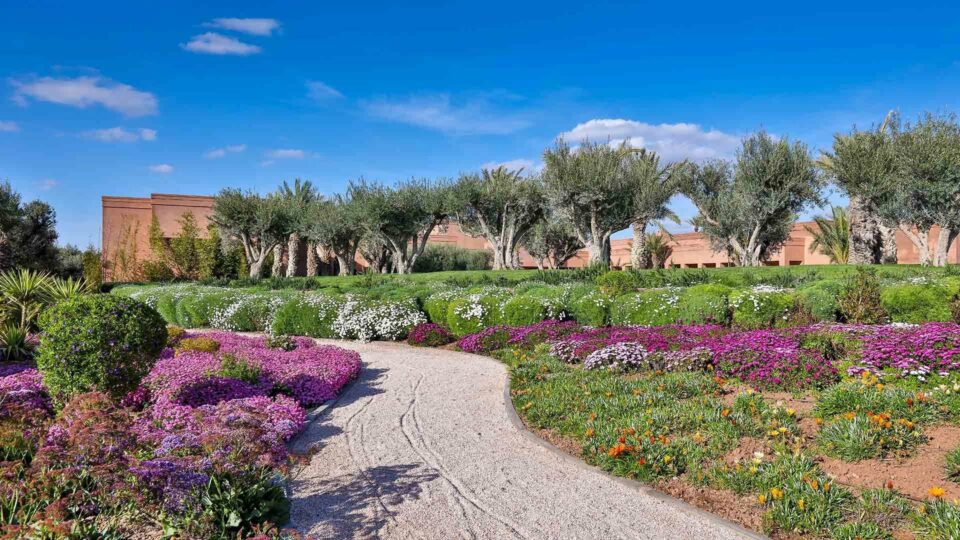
[115,272,960,341]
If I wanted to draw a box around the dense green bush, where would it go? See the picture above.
[503,296,550,326]
[270,294,342,338]
[611,289,683,326]
[729,288,797,329]
[36,295,167,402]
[412,244,492,272]
[569,289,612,326]
[797,280,843,321]
[596,271,640,297]
[881,282,952,323]
[678,284,731,324]
[424,295,455,325]
[446,295,505,336]
[836,270,887,324]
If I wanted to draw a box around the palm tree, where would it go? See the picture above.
[805,206,849,264]
[278,179,318,277]
[644,232,673,269]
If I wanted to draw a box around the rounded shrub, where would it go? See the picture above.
[729,288,797,329]
[175,336,221,355]
[881,283,952,323]
[503,296,549,326]
[445,295,505,336]
[678,284,731,324]
[610,289,683,326]
[270,294,342,338]
[36,295,167,402]
[406,322,454,347]
[797,280,843,322]
[424,296,454,325]
[569,289,612,326]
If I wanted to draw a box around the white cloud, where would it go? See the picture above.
[10,76,158,117]
[0,121,19,132]
[149,164,173,173]
[259,160,275,167]
[361,93,531,135]
[266,148,306,159]
[181,32,261,55]
[204,143,247,159]
[561,119,740,162]
[205,18,280,36]
[480,158,537,172]
[34,179,58,191]
[85,127,157,142]
[306,81,343,101]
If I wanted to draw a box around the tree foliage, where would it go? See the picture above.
[0,182,59,272]
[521,218,583,270]
[681,131,823,266]
[278,178,317,276]
[210,189,291,277]
[305,195,366,276]
[454,166,544,270]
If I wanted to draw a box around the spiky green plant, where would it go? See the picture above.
[805,206,850,264]
[0,269,52,329]
[0,324,32,361]
[46,276,93,302]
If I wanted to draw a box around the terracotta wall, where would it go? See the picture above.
[101,192,958,281]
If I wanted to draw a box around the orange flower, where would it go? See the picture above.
[721,408,731,418]
[637,457,646,466]
[929,487,947,499]
[885,480,894,490]
[585,428,595,437]
[757,494,767,505]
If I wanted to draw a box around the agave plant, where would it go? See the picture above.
[0,269,53,330]
[0,324,32,361]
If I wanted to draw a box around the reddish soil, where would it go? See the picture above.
[761,392,817,416]
[818,424,960,501]
[724,436,769,466]
[657,477,765,533]
[533,427,583,457]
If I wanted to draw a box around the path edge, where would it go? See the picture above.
[499,365,769,540]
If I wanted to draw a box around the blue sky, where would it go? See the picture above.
[2,1,960,247]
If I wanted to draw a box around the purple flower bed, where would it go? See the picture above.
[855,322,960,379]
[407,322,455,347]
[0,331,361,536]
[457,320,584,354]
[549,325,726,364]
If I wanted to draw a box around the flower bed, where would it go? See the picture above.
[0,331,360,538]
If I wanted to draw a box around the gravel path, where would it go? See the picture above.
[288,340,763,540]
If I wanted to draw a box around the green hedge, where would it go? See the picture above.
[611,289,684,326]
[446,295,505,336]
[569,290,612,326]
[730,288,797,329]
[797,280,843,321]
[678,284,731,324]
[881,282,952,323]
[270,294,343,338]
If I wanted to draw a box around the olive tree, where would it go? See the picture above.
[305,195,365,276]
[352,178,454,274]
[210,188,291,278]
[541,140,636,266]
[819,115,899,264]
[521,217,583,270]
[680,131,823,267]
[454,166,544,270]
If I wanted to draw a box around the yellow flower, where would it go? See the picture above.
[797,498,805,510]
[585,428,595,437]
[757,494,767,505]
[929,487,947,499]
[785,408,795,416]
[770,487,784,500]
[663,455,673,464]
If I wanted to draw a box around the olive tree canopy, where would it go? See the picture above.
[680,131,824,267]
[210,188,291,277]
[454,166,544,270]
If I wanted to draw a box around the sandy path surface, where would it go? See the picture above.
[288,340,763,540]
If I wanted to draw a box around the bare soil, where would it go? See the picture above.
[658,477,766,533]
[818,424,960,501]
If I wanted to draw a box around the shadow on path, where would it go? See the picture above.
[292,463,440,538]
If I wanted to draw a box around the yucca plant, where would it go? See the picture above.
[805,207,850,264]
[0,269,53,330]
[46,276,93,302]
[0,324,32,361]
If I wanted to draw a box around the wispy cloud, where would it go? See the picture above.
[0,121,18,132]
[10,75,158,117]
[361,93,532,135]
[259,160,275,167]
[149,164,173,173]
[204,18,280,36]
[181,32,261,55]
[34,179,58,191]
[84,127,156,143]
[306,81,343,101]
[266,148,306,159]
[561,119,739,162]
[204,144,247,159]
[480,158,537,173]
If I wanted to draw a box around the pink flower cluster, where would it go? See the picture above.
[856,322,960,378]
[0,363,51,414]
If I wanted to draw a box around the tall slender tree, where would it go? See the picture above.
[278,179,317,276]
[624,149,680,269]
